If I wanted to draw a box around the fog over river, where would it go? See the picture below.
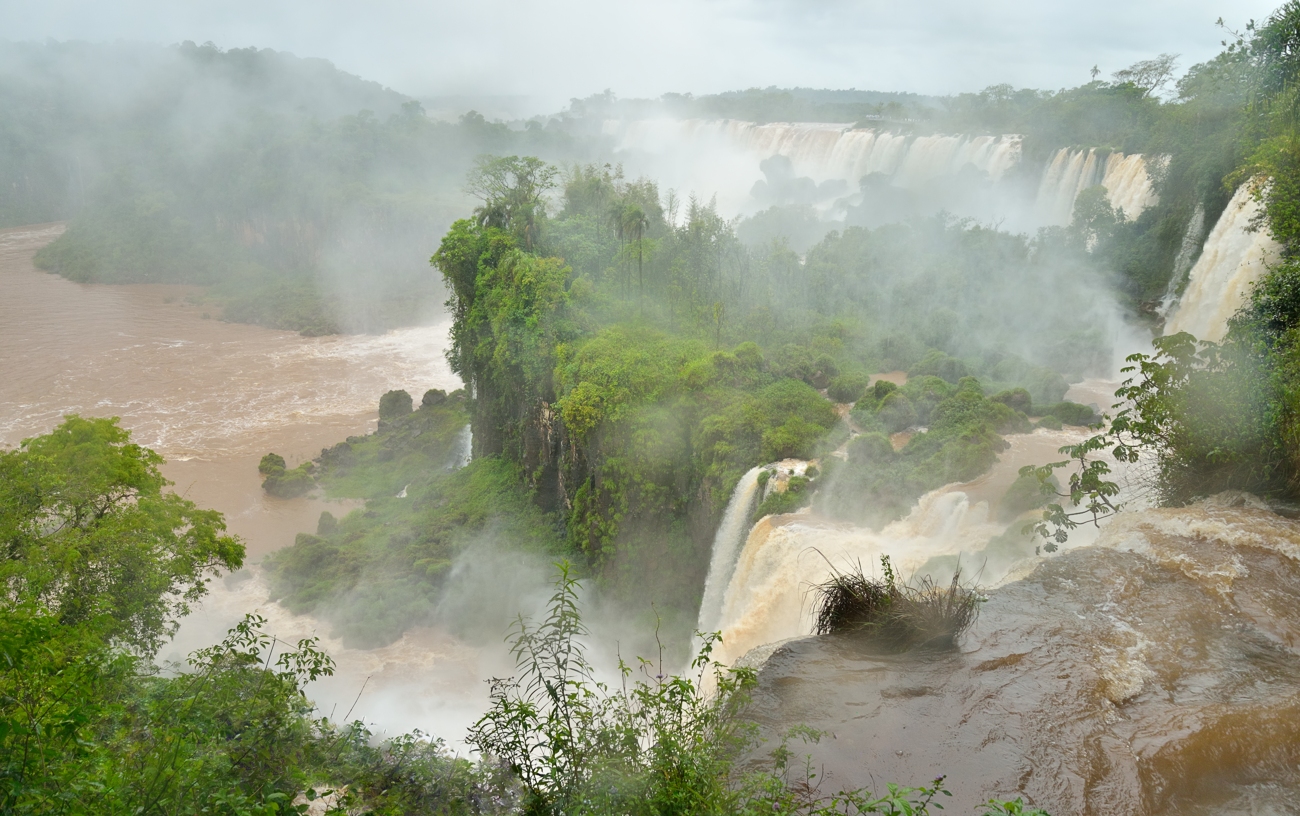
[0,223,501,740]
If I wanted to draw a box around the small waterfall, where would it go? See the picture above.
[1165,181,1281,342]
[1158,204,1207,317]
[707,426,1138,665]
[696,466,765,635]
[1034,147,1159,226]
[452,424,473,469]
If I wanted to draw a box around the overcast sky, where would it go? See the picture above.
[0,0,1283,113]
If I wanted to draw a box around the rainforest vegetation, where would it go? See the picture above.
[13,2,1300,812]
[0,417,1041,813]
[1,41,590,334]
[1024,6,1300,544]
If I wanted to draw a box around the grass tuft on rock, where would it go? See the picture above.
[811,555,979,650]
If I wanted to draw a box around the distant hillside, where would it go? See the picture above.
[1,40,591,334]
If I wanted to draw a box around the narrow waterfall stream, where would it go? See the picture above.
[697,466,766,635]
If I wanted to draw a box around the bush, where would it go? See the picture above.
[753,474,813,519]
[828,371,870,403]
[263,462,314,498]
[877,391,917,433]
[991,388,1032,414]
[999,471,1058,521]
[1034,401,1098,425]
[811,556,979,650]
[379,389,414,422]
[258,452,286,475]
[420,388,447,408]
[909,349,969,384]
[847,432,895,464]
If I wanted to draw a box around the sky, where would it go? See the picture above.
[0,0,1284,114]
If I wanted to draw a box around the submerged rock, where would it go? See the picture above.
[745,499,1300,815]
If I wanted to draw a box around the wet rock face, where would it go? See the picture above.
[746,506,1300,815]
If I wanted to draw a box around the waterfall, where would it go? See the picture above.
[1157,204,1207,317]
[604,119,1022,189]
[1034,147,1159,226]
[706,426,1137,666]
[1165,181,1281,343]
[696,466,765,635]
[452,424,473,469]
[712,485,1009,664]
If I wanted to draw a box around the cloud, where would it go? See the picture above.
[0,0,1283,112]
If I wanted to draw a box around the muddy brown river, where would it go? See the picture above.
[0,223,460,557]
[0,223,504,738]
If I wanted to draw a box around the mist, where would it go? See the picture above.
[0,0,1281,110]
[8,3,1300,811]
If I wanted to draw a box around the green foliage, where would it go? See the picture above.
[0,415,244,654]
[999,472,1059,521]
[811,556,980,650]
[259,452,287,474]
[1034,401,1099,425]
[261,461,316,499]
[266,455,563,647]
[378,388,414,422]
[467,564,1025,816]
[909,349,969,384]
[827,371,870,403]
[876,391,918,433]
[1021,332,1286,548]
[821,378,1021,527]
[0,608,336,815]
[753,475,814,520]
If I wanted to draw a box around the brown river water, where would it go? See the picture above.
[0,223,505,739]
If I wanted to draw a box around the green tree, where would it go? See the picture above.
[467,155,559,250]
[0,415,244,655]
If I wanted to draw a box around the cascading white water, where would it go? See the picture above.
[604,119,1022,190]
[708,425,1142,666]
[1165,181,1282,342]
[1034,147,1159,225]
[1158,204,1207,317]
[454,424,473,469]
[696,466,765,635]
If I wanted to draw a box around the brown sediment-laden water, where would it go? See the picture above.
[0,223,494,738]
[741,496,1300,815]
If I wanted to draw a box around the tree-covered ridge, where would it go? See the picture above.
[2,41,593,334]
[404,148,1117,626]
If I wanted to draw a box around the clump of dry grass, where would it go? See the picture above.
[810,555,980,650]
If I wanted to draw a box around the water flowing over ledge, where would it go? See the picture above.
[1165,180,1282,342]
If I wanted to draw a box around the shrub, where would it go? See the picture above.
[263,462,314,498]
[999,471,1058,521]
[847,432,895,464]
[420,388,447,408]
[379,389,414,421]
[753,475,813,519]
[258,452,286,475]
[991,388,1032,414]
[877,391,917,433]
[828,371,870,403]
[1034,401,1098,425]
[811,556,979,650]
[909,349,969,384]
